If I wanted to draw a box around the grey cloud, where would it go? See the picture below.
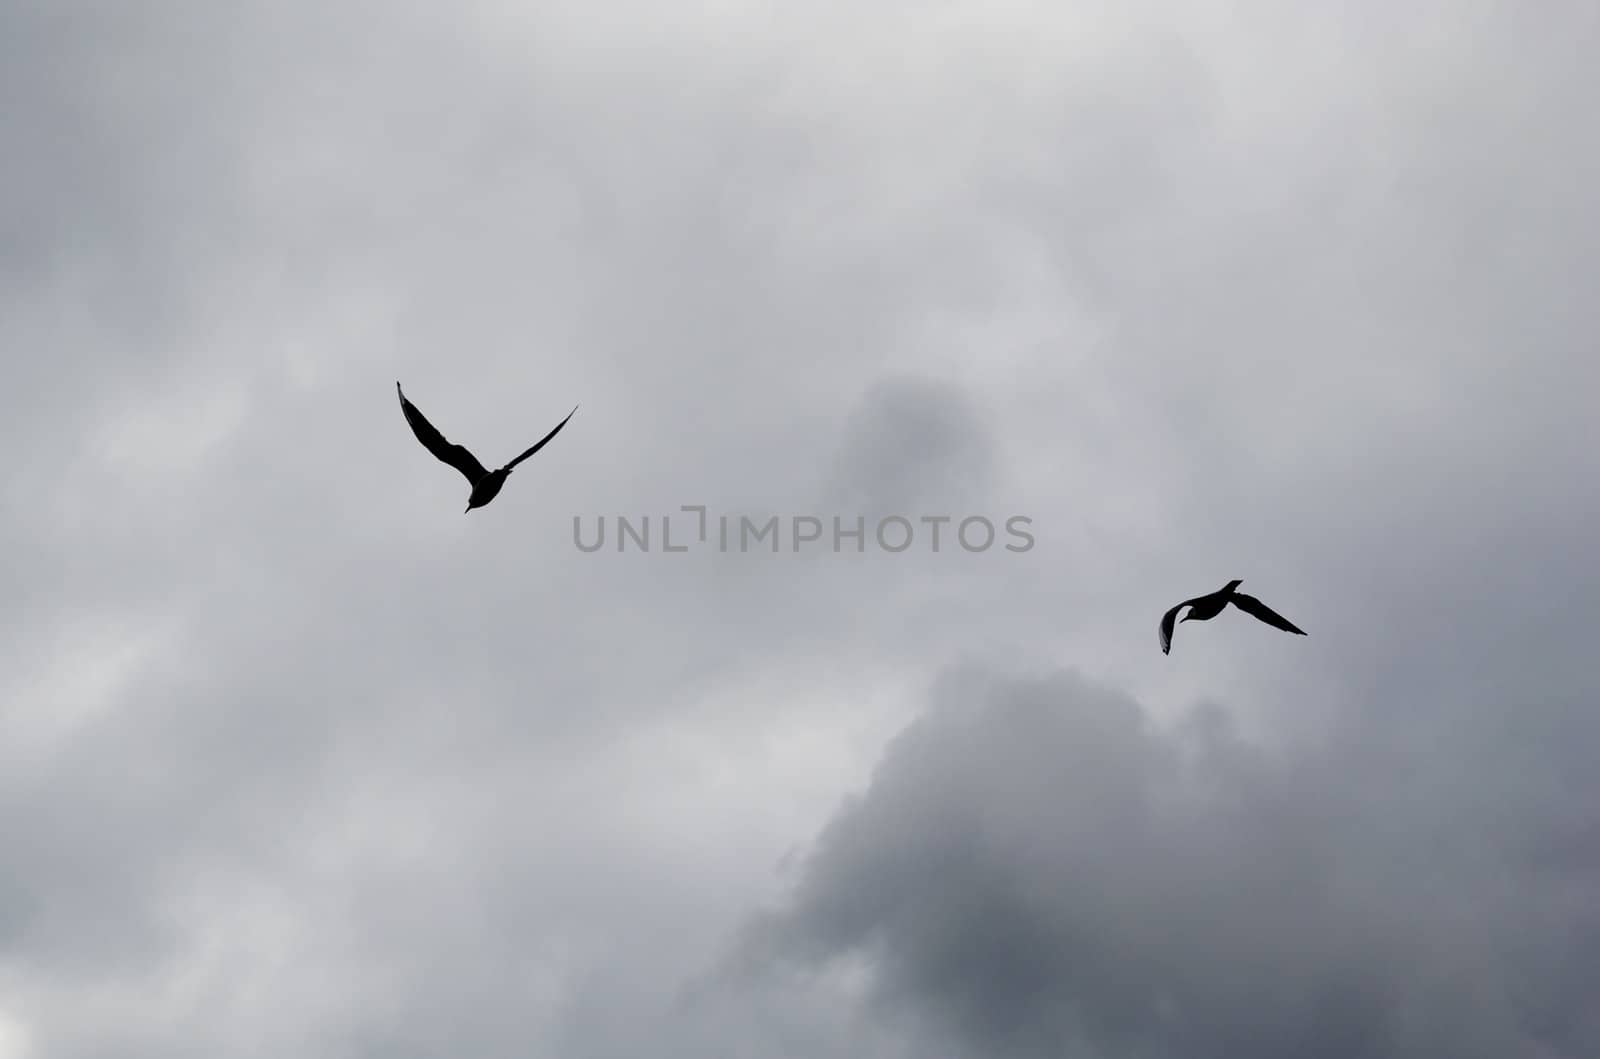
[740,664,1600,1058]
[4,1,1599,1057]
[820,376,996,518]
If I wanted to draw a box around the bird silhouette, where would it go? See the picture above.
[1159,579,1306,655]
[396,381,577,513]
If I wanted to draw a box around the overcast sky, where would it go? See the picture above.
[3,1,1597,1056]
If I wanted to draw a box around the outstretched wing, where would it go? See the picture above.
[397,382,488,485]
[1159,602,1185,655]
[502,405,578,471]
[1230,592,1307,636]
[1159,594,1214,654]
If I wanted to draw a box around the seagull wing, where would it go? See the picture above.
[1159,594,1214,655]
[397,382,488,485]
[1159,602,1185,655]
[502,405,578,471]
[1230,592,1307,636]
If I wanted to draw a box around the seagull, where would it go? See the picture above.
[1159,579,1306,655]
[396,381,577,513]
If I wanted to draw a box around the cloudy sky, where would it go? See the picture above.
[3,1,1597,1055]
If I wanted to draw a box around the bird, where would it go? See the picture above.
[1159,579,1306,655]
[396,381,577,513]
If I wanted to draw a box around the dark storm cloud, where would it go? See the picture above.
[740,664,1600,1059]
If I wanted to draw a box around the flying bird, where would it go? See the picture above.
[396,381,577,513]
[1159,579,1306,655]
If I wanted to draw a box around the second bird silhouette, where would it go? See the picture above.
[397,381,577,513]
[1160,579,1306,655]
